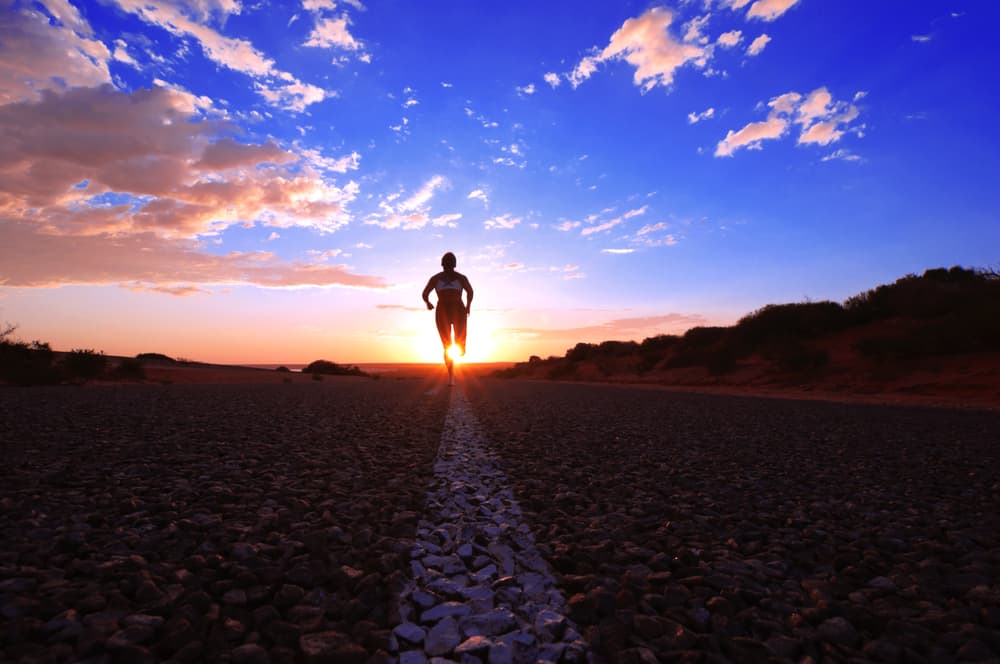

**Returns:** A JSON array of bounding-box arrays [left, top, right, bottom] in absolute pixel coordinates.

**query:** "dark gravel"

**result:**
[[3, 378, 999, 663], [0, 381, 447, 663], [466, 380, 1000, 663]]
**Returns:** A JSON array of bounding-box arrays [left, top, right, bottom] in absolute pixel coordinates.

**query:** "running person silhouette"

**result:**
[[422, 252, 474, 386]]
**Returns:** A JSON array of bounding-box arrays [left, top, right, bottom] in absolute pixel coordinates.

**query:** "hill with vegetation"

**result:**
[[494, 266, 1000, 400]]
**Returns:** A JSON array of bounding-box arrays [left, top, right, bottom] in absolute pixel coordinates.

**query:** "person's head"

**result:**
[[441, 252, 457, 270]]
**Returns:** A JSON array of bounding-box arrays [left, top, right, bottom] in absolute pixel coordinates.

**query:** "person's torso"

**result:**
[[435, 272, 464, 297]]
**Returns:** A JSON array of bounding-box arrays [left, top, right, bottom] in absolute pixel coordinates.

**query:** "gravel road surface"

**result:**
[[2, 377, 998, 663]]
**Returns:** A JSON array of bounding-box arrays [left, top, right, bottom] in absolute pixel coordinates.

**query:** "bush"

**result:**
[[62, 349, 107, 379], [0, 326, 59, 385], [565, 342, 597, 362], [275, 365, 290, 372], [136, 352, 175, 362], [112, 357, 145, 380], [736, 301, 848, 346], [761, 341, 830, 371], [302, 360, 367, 377]]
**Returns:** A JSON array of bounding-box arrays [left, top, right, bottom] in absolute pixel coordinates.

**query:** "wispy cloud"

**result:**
[[601, 248, 635, 254], [543, 72, 561, 88], [581, 206, 648, 236], [911, 34, 933, 43], [688, 107, 716, 124], [483, 214, 522, 230], [716, 87, 863, 156], [743, 0, 801, 21], [110, 0, 329, 111], [367, 175, 453, 229], [746, 33, 771, 56], [516, 83, 536, 95], [467, 189, 489, 205], [1, 221, 385, 291], [569, 7, 709, 92], [716, 30, 742, 48]]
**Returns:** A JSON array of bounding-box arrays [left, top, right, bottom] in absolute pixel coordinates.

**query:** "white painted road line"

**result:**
[[391, 387, 588, 663]]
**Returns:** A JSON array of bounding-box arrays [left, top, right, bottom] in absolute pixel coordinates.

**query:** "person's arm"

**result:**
[[422, 275, 437, 310], [463, 276, 474, 315]]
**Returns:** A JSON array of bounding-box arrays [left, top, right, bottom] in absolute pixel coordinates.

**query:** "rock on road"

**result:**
[[1, 377, 998, 663]]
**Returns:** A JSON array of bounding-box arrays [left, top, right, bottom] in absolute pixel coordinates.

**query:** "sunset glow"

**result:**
[[1, 1, 998, 364]]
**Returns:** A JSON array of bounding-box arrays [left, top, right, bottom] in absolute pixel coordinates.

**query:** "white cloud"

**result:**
[[821, 149, 863, 163], [745, 0, 801, 21], [467, 189, 489, 205], [636, 222, 669, 236], [441, 81, 453, 87], [688, 107, 715, 123], [912, 34, 933, 43], [398, 175, 447, 213], [483, 214, 522, 230], [555, 220, 581, 232], [365, 176, 448, 230], [268, 231, 281, 241], [601, 248, 635, 254], [517, 83, 536, 95], [305, 15, 362, 50], [581, 206, 647, 236], [716, 30, 742, 48], [746, 33, 771, 56], [112, 39, 140, 67], [570, 6, 709, 92], [432, 213, 462, 227], [716, 86, 862, 156], [110, 0, 330, 111], [544, 72, 561, 88]]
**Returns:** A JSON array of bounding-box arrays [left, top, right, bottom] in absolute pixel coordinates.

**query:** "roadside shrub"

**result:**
[[136, 352, 175, 362], [0, 326, 59, 385], [736, 301, 848, 346], [275, 365, 290, 372], [761, 340, 830, 371], [682, 326, 729, 347], [112, 357, 145, 380], [303, 359, 367, 376], [62, 349, 107, 379], [547, 362, 577, 380], [565, 342, 597, 362]]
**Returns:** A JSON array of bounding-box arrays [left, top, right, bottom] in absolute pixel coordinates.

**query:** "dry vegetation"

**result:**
[[495, 266, 1000, 402]]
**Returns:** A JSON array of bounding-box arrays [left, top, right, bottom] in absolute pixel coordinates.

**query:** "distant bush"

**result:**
[[0, 325, 59, 385], [735, 301, 848, 345], [682, 326, 730, 347], [112, 357, 145, 380], [493, 265, 1000, 381], [62, 349, 107, 379], [136, 352, 175, 362], [302, 359, 368, 377], [845, 266, 1000, 323], [565, 342, 597, 362], [275, 365, 291, 372], [761, 340, 830, 372]]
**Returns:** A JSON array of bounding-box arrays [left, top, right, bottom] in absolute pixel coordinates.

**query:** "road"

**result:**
[[1, 376, 998, 662]]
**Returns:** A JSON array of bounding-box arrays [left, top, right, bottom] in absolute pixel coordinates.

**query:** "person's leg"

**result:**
[[454, 310, 467, 356], [436, 307, 455, 383]]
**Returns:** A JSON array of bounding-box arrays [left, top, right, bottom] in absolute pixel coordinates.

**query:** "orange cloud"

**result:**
[[0, 85, 358, 236], [0, 4, 111, 105], [0, 221, 386, 291], [716, 86, 862, 156]]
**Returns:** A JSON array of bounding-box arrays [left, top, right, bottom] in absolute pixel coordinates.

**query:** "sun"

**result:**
[[446, 344, 463, 362]]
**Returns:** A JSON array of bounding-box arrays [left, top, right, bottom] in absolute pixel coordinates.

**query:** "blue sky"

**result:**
[[0, 0, 997, 362]]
